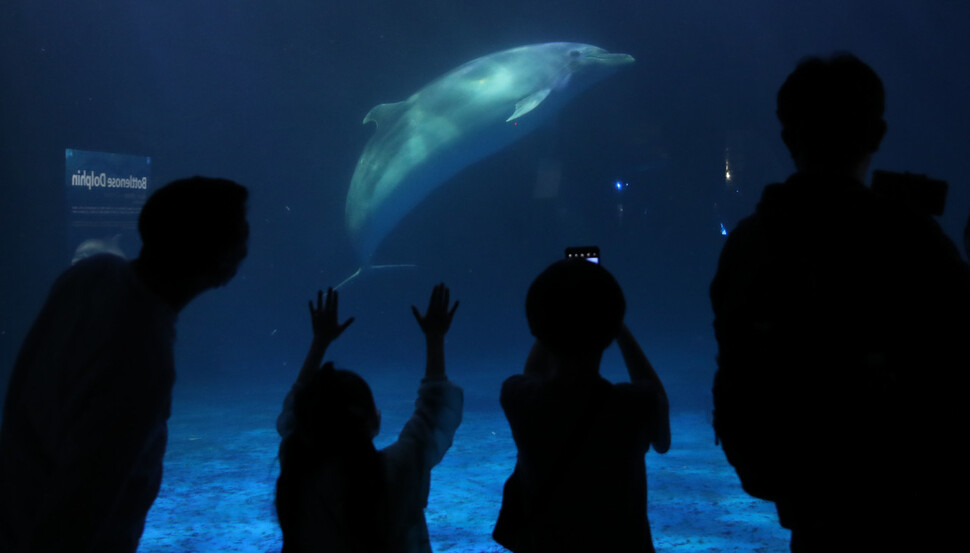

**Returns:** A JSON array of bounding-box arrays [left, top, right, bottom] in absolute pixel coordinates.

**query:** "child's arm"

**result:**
[[296, 287, 354, 387], [384, 283, 462, 474], [278, 288, 354, 439], [522, 340, 553, 378], [616, 324, 671, 453], [411, 283, 459, 380]]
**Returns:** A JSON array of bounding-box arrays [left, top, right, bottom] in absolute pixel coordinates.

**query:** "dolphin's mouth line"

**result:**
[[591, 53, 636, 65]]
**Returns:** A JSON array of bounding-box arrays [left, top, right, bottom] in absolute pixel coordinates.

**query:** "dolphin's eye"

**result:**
[[569, 50, 582, 58]]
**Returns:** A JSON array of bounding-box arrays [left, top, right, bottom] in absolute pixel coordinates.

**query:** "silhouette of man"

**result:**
[[494, 258, 670, 553], [0, 177, 249, 553], [710, 54, 970, 552]]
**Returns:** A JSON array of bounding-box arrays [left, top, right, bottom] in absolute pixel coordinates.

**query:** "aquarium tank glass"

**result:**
[[1, 1, 967, 552]]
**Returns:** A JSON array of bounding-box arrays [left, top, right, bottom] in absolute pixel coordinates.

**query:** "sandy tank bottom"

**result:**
[[139, 375, 789, 553]]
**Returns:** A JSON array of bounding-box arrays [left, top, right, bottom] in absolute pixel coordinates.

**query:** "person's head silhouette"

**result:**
[[526, 258, 625, 368], [777, 53, 887, 178], [134, 176, 249, 310], [293, 363, 382, 445]]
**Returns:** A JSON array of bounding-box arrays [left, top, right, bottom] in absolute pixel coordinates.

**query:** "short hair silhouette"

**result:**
[[526, 258, 625, 355], [777, 53, 887, 168], [138, 176, 249, 265]]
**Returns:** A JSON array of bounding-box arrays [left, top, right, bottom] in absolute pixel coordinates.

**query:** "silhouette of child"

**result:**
[[275, 285, 462, 553], [494, 258, 670, 553]]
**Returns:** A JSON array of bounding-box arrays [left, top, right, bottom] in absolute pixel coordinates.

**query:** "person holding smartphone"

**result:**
[[493, 256, 670, 553]]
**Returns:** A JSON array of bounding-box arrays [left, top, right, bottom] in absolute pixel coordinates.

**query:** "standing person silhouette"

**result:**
[[0, 177, 249, 553], [494, 258, 670, 553], [710, 54, 970, 552], [275, 284, 463, 553]]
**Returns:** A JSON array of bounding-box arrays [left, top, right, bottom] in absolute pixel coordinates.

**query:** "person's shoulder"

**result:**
[[501, 373, 538, 389], [45, 254, 130, 304], [719, 179, 791, 244], [754, 174, 821, 217], [76, 252, 129, 270], [500, 373, 543, 406], [58, 253, 128, 280]]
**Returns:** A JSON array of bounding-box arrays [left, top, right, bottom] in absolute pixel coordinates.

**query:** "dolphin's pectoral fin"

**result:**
[[506, 88, 552, 122], [363, 101, 408, 127]]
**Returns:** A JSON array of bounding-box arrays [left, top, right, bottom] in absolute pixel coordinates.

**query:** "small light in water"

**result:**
[[614, 180, 629, 191], [720, 222, 728, 236]]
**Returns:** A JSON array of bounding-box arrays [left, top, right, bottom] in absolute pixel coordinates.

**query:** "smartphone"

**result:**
[[565, 245, 600, 264]]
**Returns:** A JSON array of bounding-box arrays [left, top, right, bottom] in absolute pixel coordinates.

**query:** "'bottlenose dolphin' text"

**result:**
[[71, 170, 148, 191]]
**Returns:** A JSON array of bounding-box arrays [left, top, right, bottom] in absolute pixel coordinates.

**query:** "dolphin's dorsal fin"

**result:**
[[507, 88, 552, 122], [363, 102, 407, 127]]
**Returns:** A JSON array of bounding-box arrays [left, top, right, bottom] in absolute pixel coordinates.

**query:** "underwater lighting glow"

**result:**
[[614, 180, 629, 191], [720, 222, 728, 236]]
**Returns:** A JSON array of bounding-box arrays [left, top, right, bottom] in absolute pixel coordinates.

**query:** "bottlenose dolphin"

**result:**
[[345, 42, 635, 262]]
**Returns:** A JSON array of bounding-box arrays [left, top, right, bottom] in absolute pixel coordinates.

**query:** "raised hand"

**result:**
[[309, 287, 354, 347], [411, 283, 459, 340]]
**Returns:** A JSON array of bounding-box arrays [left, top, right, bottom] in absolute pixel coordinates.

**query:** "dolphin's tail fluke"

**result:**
[[334, 263, 419, 290]]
